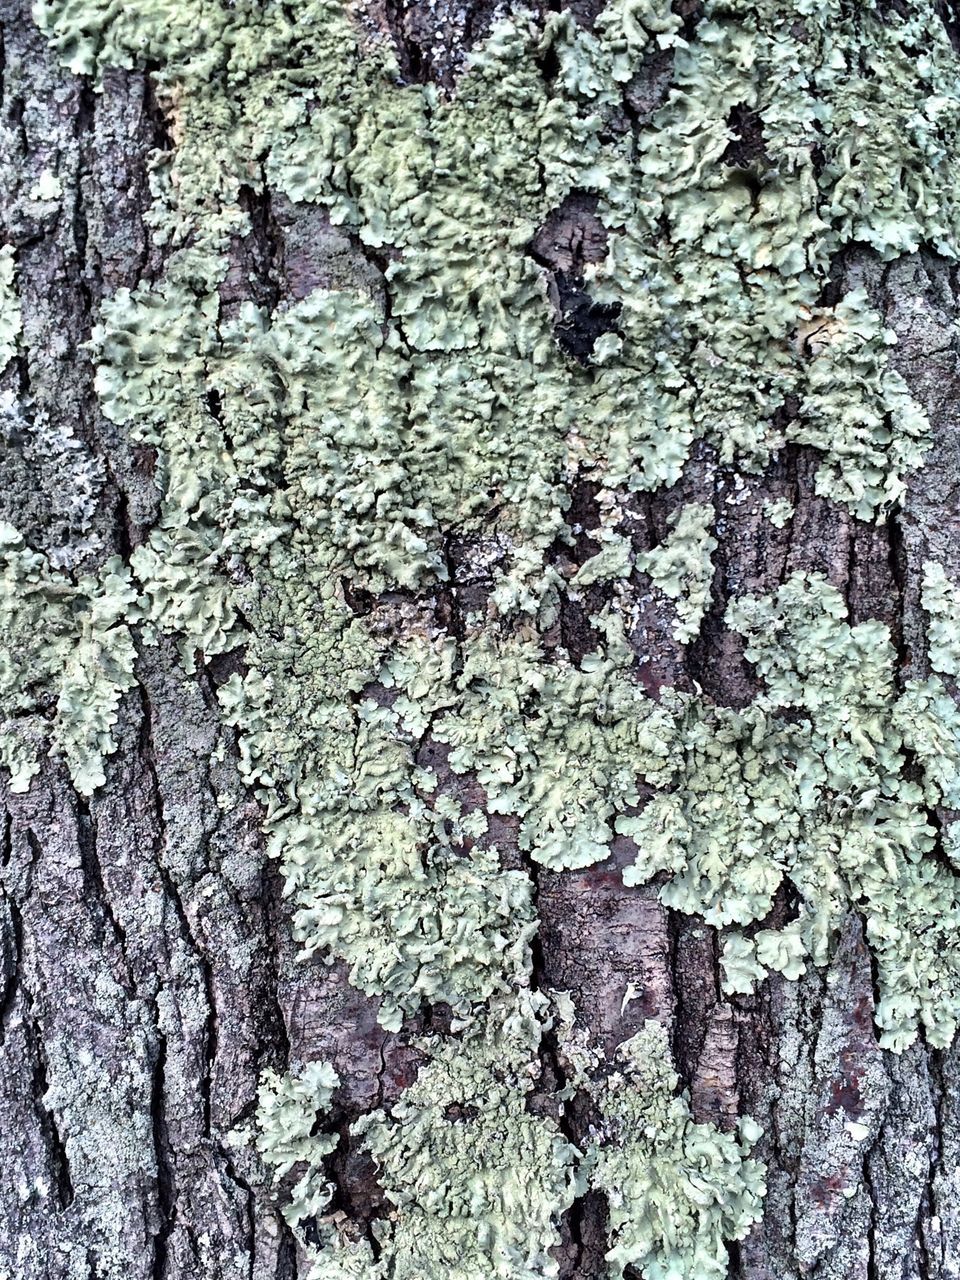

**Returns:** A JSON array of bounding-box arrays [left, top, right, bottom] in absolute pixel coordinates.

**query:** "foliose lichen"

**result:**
[[22, 0, 960, 1261], [921, 560, 960, 677], [255, 1000, 765, 1280], [256, 1059, 341, 1229], [0, 522, 137, 794], [635, 502, 718, 644], [585, 1020, 766, 1279], [619, 573, 960, 1050]]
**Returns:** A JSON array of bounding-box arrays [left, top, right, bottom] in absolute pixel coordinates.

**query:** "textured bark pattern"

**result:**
[[0, 1, 959, 1278]]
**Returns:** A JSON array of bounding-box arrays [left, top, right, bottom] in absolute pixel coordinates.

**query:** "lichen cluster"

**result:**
[[20, 0, 960, 1271], [622, 573, 960, 1050], [254, 1001, 765, 1280], [588, 1023, 766, 1280], [0, 522, 137, 794]]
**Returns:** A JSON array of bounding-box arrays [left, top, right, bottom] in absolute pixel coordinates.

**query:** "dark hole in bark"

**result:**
[[672, 0, 704, 39], [142, 65, 175, 152], [529, 193, 621, 363], [624, 44, 677, 125], [342, 578, 376, 616], [443, 1102, 479, 1121], [553, 273, 623, 365], [721, 103, 770, 169], [938, 0, 960, 49]]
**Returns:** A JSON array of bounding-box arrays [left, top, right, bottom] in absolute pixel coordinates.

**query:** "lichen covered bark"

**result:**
[[2, 0, 960, 1277]]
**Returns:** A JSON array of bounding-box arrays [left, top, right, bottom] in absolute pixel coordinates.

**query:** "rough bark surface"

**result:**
[[0, 1, 959, 1278]]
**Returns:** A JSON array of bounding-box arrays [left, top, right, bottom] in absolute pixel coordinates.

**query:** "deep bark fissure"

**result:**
[[149, 1031, 175, 1280]]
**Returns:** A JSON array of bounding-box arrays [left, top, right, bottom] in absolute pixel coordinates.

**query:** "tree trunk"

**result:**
[[2, 1, 959, 1278]]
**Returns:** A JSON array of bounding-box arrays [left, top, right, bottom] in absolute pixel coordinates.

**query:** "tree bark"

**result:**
[[1, 1, 959, 1278]]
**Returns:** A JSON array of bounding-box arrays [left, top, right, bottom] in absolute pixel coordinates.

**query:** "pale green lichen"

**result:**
[[25, 0, 960, 1227], [347, 994, 580, 1280], [789, 291, 930, 517], [256, 1060, 341, 1229], [585, 1021, 765, 1280], [0, 522, 137, 794], [23, 0, 960, 1056], [618, 573, 960, 1050], [0, 245, 21, 367], [255, 995, 580, 1280], [635, 502, 718, 644], [257, 1000, 765, 1280], [571, 529, 633, 588], [38, 0, 950, 543], [921, 560, 960, 677], [762, 498, 794, 529]]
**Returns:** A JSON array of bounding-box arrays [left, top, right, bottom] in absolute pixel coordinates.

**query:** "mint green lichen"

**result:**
[[762, 498, 794, 529], [571, 530, 633, 588], [635, 502, 717, 644], [40, 0, 953, 539], [29, 0, 960, 1158], [347, 994, 580, 1280], [258, 1000, 765, 1280], [586, 1021, 765, 1280], [255, 995, 581, 1279], [0, 245, 21, 367], [256, 1060, 341, 1229], [790, 291, 929, 517], [22, 7, 960, 1267], [427, 626, 676, 872], [219, 620, 538, 1031], [921, 560, 960, 677], [0, 522, 137, 794], [618, 573, 960, 1050]]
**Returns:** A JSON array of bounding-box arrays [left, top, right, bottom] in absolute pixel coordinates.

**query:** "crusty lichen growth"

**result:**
[[256, 1000, 765, 1280], [0, 244, 21, 367], [620, 573, 960, 1050], [0, 522, 137, 794], [256, 1060, 341, 1229], [586, 1021, 765, 1279]]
